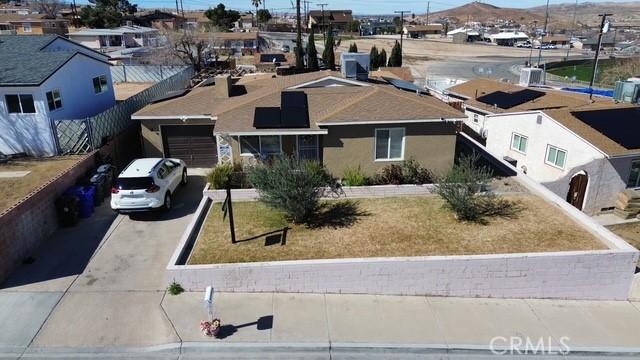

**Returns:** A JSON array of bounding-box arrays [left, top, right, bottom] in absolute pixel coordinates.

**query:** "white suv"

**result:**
[[110, 158, 187, 213]]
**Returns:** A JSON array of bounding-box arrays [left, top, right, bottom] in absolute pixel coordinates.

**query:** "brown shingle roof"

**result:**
[[135, 71, 465, 134], [447, 78, 609, 114], [544, 104, 640, 157]]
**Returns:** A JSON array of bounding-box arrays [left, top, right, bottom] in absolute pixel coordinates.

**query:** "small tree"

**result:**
[[348, 42, 358, 53], [34, 0, 62, 19], [306, 28, 319, 71], [378, 48, 387, 68], [387, 40, 402, 67], [167, 30, 207, 72], [369, 45, 379, 68], [322, 27, 336, 70], [256, 9, 271, 25], [248, 157, 336, 224], [436, 152, 522, 224], [205, 3, 240, 31]]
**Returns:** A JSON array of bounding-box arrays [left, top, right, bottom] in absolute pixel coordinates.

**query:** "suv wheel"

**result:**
[[181, 169, 188, 185], [164, 192, 172, 211]]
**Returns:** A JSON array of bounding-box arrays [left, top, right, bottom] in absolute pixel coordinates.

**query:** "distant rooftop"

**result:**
[[68, 25, 157, 37]]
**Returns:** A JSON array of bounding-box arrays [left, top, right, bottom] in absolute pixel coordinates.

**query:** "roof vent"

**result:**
[[340, 53, 370, 81], [519, 67, 544, 87]]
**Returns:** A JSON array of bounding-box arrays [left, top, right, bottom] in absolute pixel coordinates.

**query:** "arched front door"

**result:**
[[567, 172, 588, 210]]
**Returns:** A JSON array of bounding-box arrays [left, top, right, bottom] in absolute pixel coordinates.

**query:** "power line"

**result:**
[[394, 10, 409, 58]]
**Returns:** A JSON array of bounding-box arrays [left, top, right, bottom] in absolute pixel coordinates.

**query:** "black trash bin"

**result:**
[[55, 195, 80, 227], [89, 173, 106, 205], [97, 164, 115, 188]]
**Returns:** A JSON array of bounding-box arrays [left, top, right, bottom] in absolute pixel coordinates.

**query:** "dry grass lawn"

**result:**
[[0, 156, 84, 213], [607, 222, 640, 265], [188, 195, 606, 265]]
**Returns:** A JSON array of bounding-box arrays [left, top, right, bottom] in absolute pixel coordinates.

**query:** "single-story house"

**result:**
[[403, 24, 443, 38], [582, 33, 617, 51], [68, 25, 159, 51], [488, 31, 529, 46], [0, 14, 69, 36], [199, 31, 259, 56], [536, 34, 570, 48], [135, 10, 187, 31], [447, 27, 481, 43], [360, 20, 396, 36], [0, 35, 114, 156], [308, 10, 353, 33], [132, 71, 466, 176], [445, 78, 640, 214]]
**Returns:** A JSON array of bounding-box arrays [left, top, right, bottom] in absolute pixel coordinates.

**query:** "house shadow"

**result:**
[[306, 200, 370, 229], [215, 315, 273, 340]]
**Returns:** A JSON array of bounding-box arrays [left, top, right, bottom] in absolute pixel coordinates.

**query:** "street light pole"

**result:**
[[589, 13, 612, 99], [566, 0, 578, 59], [536, 0, 550, 68]]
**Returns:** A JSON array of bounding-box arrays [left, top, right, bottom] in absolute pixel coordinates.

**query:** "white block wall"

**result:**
[[167, 250, 637, 300]]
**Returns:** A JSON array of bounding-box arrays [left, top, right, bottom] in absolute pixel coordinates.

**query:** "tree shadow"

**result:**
[[306, 200, 370, 229], [235, 227, 290, 246]]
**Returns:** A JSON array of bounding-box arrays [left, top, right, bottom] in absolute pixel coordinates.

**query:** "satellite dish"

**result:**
[[602, 20, 610, 34]]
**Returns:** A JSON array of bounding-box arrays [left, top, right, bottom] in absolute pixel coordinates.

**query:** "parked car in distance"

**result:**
[[281, 45, 290, 53], [110, 158, 187, 213]]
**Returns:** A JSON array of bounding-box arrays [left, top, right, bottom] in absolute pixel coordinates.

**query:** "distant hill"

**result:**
[[528, 1, 640, 27], [422, 2, 545, 26]]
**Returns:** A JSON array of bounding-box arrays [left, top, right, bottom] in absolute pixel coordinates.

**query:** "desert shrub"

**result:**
[[375, 158, 434, 185], [248, 157, 336, 224], [167, 281, 184, 295], [207, 164, 234, 189], [436, 152, 523, 224], [401, 158, 434, 184], [342, 165, 368, 186]]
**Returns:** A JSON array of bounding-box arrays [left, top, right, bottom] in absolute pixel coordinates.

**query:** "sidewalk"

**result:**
[[160, 292, 640, 355]]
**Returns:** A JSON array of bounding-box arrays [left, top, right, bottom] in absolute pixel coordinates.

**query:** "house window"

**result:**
[[545, 145, 566, 169], [5, 94, 35, 114], [22, 23, 31, 32], [297, 135, 319, 160], [375, 128, 405, 161], [628, 160, 640, 188], [46, 89, 63, 111], [473, 113, 479, 123], [92, 75, 108, 94], [511, 133, 528, 154], [239, 135, 281, 156]]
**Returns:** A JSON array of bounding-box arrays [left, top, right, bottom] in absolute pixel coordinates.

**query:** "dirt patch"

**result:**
[[189, 195, 605, 265], [607, 222, 640, 265], [0, 156, 85, 213]]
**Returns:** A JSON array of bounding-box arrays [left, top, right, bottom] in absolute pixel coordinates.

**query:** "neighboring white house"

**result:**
[[445, 78, 640, 214], [67, 25, 160, 60], [0, 34, 115, 156], [488, 31, 529, 46]]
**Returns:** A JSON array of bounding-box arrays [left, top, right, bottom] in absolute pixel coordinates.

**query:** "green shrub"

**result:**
[[436, 152, 523, 224], [379, 163, 403, 185], [342, 166, 368, 186], [167, 281, 184, 295], [401, 158, 434, 184], [207, 164, 234, 189], [248, 157, 336, 224]]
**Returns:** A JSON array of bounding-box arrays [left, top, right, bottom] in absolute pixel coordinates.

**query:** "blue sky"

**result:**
[[118, 0, 633, 14]]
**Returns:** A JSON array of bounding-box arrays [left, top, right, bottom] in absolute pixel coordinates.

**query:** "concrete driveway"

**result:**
[[0, 174, 205, 355]]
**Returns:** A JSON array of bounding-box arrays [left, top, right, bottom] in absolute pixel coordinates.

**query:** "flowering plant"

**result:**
[[200, 319, 221, 337]]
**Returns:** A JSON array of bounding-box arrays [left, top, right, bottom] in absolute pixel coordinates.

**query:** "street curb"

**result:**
[[9, 341, 640, 357]]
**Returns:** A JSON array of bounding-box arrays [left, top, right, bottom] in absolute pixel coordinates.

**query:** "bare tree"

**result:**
[[164, 30, 207, 71], [34, 0, 62, 19]]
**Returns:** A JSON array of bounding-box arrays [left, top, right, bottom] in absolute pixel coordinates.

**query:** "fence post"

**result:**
[[160, 66, 164, 80], [85, 118, 95, 150], [123, 65, 127, 83], [49, 117, 62, 155]]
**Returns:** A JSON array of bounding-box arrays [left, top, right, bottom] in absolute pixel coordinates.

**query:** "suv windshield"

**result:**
[[116, 177, 154, 190]]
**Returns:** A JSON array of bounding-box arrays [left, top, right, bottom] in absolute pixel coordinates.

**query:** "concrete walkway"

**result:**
[[2, 175, 640, 358]]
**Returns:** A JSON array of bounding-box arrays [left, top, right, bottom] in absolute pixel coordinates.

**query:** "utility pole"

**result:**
[[179, 0, 184, 17], [175, 0, 180, 18], [317, 3, 327, 34], [565, 0, 578, 59], [589, 13, 612, 99], [426, 1, 430, 25], [394, 10, 409, 56], [528, 20, 537, 66], [536, 0, 550, 67]]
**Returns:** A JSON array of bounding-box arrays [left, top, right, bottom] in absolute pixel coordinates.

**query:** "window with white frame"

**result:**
[[375, 128, 405, 161], [22, 23, 31, 32], [545, 145, 567, 169], [92, 75, 108, 94], [5, 94, 35, 114], [46, 89, 63, 111], [239, 135, 281, 156], [628, 159, 640, 188], [511, 133, 528, 154]]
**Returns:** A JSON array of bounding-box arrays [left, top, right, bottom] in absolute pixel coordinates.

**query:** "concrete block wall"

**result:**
[[0, 153, 96, 283], [167, 250, 637, 300]]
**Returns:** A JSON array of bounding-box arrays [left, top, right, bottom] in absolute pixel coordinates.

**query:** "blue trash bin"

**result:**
[[65, 185, 96, 219]]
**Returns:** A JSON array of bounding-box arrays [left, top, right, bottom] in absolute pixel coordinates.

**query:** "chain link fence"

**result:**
[[111, 65, 191, 83], [53, 66, 194, 155]]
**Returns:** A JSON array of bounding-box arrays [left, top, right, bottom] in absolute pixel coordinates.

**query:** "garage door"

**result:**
[[162, 125, 217, 167]]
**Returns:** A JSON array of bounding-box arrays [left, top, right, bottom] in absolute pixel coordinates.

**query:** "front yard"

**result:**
[[607, 222, 640, 265], [0, 156, 84, 213], [188, 195, 606, 265]]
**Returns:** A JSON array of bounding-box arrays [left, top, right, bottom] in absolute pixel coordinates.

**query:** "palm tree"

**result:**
[[251, 0, 261, 27]]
